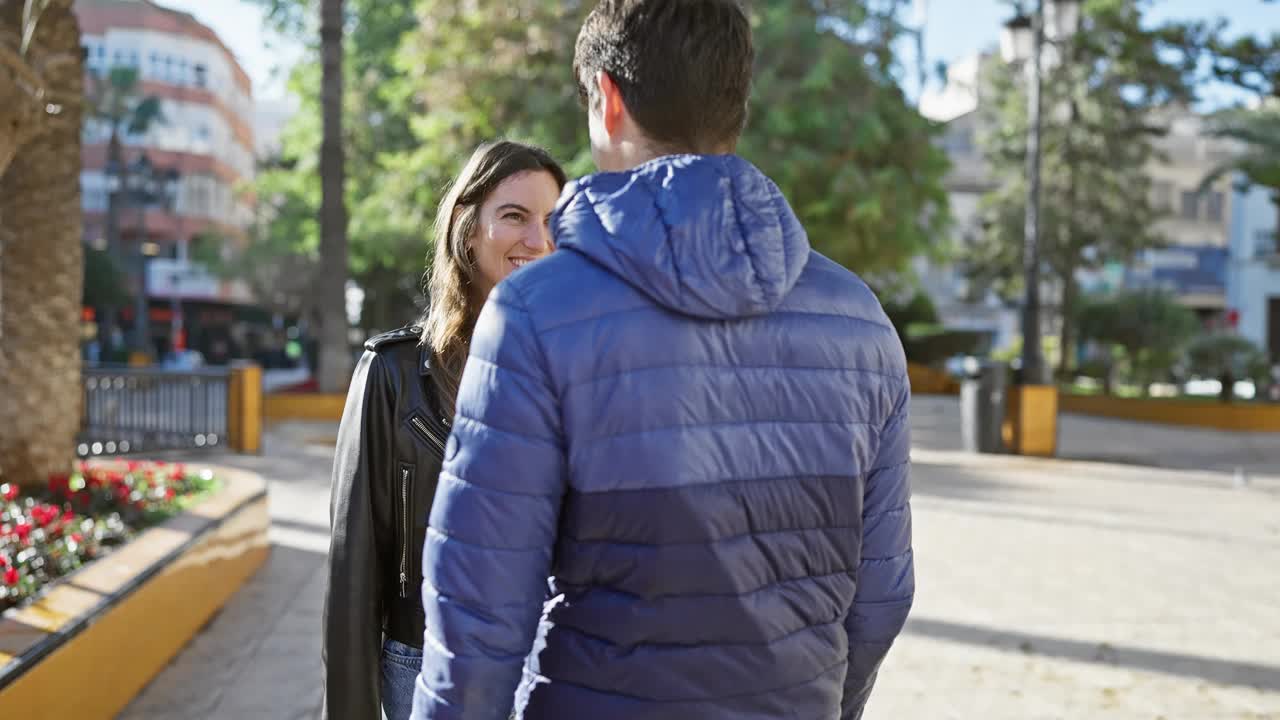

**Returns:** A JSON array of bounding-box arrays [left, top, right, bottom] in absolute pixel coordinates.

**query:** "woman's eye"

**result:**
[[503, 212, 524, 222]]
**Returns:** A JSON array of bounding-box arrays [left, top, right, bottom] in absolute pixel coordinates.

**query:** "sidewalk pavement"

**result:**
[[118, 402, 1280, 719], [118, 422, 336, 720]]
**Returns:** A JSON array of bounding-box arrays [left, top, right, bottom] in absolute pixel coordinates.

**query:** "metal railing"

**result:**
[[78, 367, 230, 457]]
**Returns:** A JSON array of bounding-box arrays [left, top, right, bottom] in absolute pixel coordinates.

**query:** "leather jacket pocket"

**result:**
[[395, 461, 416, 599], [406, 410, 447, 458]]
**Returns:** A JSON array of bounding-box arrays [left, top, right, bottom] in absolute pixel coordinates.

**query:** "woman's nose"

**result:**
[[524, 224, 553, 253]]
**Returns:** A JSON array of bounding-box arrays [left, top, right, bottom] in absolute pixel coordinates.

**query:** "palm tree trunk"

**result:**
[[0, 0, 83, 489], [316, 0, 351, 392], [0, 16, 52, 405]]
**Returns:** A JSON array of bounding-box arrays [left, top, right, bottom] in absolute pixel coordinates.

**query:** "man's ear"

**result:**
[[595, 70, 628, 138]]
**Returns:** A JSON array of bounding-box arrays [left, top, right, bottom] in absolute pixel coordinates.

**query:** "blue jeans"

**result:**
[[380, 638, 423, 720]]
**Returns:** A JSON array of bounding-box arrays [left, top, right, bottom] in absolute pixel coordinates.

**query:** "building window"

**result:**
[[1257, 229, 1278, 257], [1180, 190, 1199, 221], [1206, 192, 1224, 222], [193, 63, 208, 89]]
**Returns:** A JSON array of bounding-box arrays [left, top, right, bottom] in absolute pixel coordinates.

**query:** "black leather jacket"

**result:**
[[323, 326, 451, 719]]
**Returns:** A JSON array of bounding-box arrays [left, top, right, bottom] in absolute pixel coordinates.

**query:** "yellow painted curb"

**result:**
[[1060, 394, 1280, 432], [0, 466, 269, 719], [907, 362, 960, 396], [264, 392, 347, 422]]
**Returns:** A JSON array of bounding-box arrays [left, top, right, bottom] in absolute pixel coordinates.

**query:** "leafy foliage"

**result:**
[[85, 66, 164, 141], [243, 0, 951, 333], [1186, 333, 1270, 383], [1077, 289, 1200, 390], [968, 1, 1206, 370]]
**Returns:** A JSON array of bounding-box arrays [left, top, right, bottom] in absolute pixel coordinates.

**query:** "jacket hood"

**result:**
[[551, 154, 810, 320]]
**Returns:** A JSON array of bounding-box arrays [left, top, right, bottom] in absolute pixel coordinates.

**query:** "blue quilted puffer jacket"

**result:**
[[412, 155, 914, 720]]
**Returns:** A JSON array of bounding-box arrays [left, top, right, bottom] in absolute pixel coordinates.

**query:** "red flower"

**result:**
[[3, 567, 18, 586], [108, 471, 126, 487], [71, 532, 84, 544], [164, 487, 176, 501], [0, 554, 8, 567], [1, 484, 17, 502], [114, 486, 131, 502], [14, 523, 32, 541], [62, 510, 76, 524], [126, 460, 141, 472], [153, 461, 167, 468], [36, 504, 63, 528]]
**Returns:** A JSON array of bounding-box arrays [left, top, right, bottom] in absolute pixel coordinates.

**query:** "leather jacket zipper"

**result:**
[[398, 463, 415, 598], [410, 414, 447, 456]]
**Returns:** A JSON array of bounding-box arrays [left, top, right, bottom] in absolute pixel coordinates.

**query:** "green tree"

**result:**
[[968, 0, 1205, 376], [1077, 289, 1200, 394], [84, 65, 162, 353], [251, 0, 951, 338], [85, 67, 163, 252], [1202, 26, 1280, 248], [246, 0, 428, 337], [1186, 333, 1270, 403], [739, 1, 951, 276]]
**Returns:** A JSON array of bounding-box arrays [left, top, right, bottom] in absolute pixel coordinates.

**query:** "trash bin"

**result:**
[[960, 359, 1008, 454]]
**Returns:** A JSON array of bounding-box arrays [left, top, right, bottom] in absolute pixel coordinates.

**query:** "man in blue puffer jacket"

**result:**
[[412, 2, 914, 719]]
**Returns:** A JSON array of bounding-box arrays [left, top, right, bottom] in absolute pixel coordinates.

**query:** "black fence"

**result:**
[[78, 368, 230, 458]]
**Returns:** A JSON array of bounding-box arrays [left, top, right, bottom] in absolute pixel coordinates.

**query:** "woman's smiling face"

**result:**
[[469, 169, 562, 299]]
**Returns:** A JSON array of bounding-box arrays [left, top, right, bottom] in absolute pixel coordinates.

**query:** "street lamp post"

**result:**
[[1001, 0, 1080, 386], [130, 153, 155, 357], [996, 0, 1079, 456], [160, 168, 182, 354]]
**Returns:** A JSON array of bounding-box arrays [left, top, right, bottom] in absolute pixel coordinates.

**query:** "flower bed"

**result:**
[[0, 461, 217, 613]]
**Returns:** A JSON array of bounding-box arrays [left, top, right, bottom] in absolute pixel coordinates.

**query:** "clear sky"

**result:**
[[914, 0, 1280, 105], [163, 0, 1279, 103]]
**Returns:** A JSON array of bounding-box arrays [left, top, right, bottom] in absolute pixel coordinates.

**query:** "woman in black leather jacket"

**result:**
[[323, 141, 567, 720]]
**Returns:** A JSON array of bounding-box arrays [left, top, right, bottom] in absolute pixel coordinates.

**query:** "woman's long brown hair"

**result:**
[[420, 140, 567, 416]]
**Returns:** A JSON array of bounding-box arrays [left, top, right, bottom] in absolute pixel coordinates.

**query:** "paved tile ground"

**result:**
[[118, 423, 335, 720], [118, 400, 1280, 719]]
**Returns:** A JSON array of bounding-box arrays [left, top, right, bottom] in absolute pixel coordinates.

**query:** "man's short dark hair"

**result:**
[[574, 0, 754, 154]]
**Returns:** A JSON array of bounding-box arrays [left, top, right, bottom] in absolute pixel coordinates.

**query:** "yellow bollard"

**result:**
[[1002, 384, 1059, 457], [227, 362, 263, 454]]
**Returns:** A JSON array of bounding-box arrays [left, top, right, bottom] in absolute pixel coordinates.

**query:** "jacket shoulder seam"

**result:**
[[363, 325, 423, 352]]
